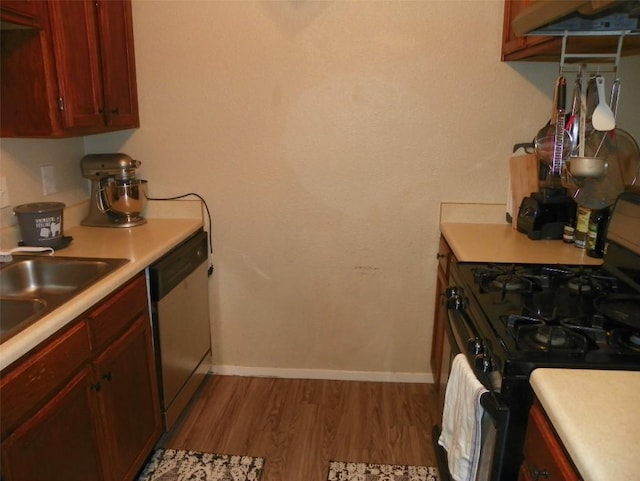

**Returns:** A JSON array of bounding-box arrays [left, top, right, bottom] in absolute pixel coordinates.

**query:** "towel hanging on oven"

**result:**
[[438, 354, 489, 481]]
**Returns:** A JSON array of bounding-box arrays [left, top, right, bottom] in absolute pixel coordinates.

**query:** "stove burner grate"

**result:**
[[516, 325, 588, 353], [473, 264, 619, 297], [491, 274, 532, 292]]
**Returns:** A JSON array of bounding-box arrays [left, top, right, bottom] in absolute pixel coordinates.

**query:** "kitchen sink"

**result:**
[[0, 256, 129, 343]]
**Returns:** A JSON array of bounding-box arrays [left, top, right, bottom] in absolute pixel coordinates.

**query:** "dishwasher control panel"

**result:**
[[148, 229, 208, 300]]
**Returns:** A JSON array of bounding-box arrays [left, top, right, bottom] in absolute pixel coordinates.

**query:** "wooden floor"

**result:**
[[161, 375, 439, 481]]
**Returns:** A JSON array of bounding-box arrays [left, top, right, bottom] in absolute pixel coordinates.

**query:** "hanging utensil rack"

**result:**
[[555, 30, 630, 74]]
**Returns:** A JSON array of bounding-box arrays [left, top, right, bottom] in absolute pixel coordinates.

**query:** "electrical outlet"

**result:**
[[0, 176, 10, 208], [41, 164, 57, 195]]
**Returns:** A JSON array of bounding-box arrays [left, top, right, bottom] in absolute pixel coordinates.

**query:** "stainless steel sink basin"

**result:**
[[0, 256, 129, 343]]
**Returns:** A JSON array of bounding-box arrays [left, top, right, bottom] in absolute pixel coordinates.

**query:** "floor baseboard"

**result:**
[[209, 365, 434, 383]]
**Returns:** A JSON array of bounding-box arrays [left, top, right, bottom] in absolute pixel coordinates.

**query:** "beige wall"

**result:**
[[2, 1, 639, 381]]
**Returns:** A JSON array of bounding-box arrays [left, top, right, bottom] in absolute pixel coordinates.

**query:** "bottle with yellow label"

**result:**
[[574, 206, 591, 249]]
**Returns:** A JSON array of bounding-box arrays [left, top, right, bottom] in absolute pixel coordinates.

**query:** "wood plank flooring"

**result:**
[[160, 375, 439, 481]]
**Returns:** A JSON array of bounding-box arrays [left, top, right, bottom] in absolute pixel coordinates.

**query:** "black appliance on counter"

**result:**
[[434, 191, 640, 481], [516, 187, 576, 240]]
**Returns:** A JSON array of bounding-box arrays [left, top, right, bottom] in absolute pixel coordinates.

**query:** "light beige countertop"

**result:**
[[530, 368, 640, 481], [0, 217, 203, 371], [440, 223, 603, 265]]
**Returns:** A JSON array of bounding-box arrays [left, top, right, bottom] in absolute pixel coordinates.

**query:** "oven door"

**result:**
[[433, 293, 510, 481]]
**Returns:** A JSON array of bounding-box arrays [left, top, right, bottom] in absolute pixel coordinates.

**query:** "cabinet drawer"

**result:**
[[523, 401, 580, 481], [0, 321, 91, 439], [87, 274, 148, 350]]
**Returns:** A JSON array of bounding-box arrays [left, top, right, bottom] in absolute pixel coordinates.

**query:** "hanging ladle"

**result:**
[[591, 75, 615, 132]]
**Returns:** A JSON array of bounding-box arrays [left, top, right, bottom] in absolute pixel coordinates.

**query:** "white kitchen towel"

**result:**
[[438, 353, 489, 481]]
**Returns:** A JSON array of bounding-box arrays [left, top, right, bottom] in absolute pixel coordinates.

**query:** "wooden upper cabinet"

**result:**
[[0, 0, 139, 137], [96, 0, 139, 129], [0, 0, 42, 28], [48, 0, 105, 132], [502, 0, 640, 61]]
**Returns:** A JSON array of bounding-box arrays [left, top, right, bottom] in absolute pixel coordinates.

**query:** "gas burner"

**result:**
[[516, 325, 588, 353], [474, 265, 535, 294], [565, 272, 618, 296], [535, 326, 568, 347], [567, 276, 593, 294], [611, 329, 640, 354], [492, 275, 532, 292]]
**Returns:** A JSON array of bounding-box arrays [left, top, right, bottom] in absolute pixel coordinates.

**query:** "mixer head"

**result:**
[[80, 153, 141, 181]]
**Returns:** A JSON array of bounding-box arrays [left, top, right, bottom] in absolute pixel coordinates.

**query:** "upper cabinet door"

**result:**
[[0, 0, 139, 138], [95, 0, 139, 130], [48, 0, 105, 131]]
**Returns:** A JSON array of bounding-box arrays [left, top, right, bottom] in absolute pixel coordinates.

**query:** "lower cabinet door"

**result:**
[[94, 314, 161, 481], [0, 366, 104, 481]]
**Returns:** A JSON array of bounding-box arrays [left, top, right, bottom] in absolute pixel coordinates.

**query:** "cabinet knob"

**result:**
[[102, 372, 113, 382], [531, 466, 550, 480], [110, 108, 120, 115], [90, 382, 101, 392]]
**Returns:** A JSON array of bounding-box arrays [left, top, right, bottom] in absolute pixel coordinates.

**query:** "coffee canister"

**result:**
[[13, 202, 66, 249]]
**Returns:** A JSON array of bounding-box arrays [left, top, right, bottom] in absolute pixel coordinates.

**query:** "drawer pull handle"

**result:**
[[436, 253, 447, 259], [531, 466, 550, 480]]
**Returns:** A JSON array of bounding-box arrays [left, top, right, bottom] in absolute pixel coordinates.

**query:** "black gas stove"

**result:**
[[457, 261, 640, 371], [437, 192, 640, 481]]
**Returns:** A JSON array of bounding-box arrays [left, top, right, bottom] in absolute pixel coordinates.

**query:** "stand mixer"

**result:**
[[81, 153, 148, 227]]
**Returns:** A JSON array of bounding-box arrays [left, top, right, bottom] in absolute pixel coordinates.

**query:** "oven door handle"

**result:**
[[480, 391, 509, 423]]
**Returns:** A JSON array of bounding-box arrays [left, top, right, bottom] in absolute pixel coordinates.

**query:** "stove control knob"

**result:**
[[445, 287, 466, 310], [475, 354, 493, 373], [468, 337, 485, 356]]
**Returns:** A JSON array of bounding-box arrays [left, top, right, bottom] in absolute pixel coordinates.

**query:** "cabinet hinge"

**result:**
[[58, 97, 65, 111]]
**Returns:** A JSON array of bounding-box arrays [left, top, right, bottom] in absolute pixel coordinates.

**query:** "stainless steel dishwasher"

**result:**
[[147, 229, 211, 431]]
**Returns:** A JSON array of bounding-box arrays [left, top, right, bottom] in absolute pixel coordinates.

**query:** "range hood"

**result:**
[[513, 0, 640, 36]]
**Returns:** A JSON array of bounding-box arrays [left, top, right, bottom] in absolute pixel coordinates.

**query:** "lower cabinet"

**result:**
[[95, 315, 161, 481], [1, 366, 104, 481], [0, 274, 162, 481], [518, 399, 580, 481], [431, 235, 455, 422]]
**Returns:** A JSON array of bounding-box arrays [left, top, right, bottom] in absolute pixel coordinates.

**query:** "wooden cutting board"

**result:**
[[509, 153, 540, 229]]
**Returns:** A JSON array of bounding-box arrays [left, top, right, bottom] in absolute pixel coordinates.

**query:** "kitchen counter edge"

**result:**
[[440, 223, 603, 265], [0, 218, 203, 371]]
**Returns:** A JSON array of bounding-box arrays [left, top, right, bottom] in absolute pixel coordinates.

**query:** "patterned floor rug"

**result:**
[[327, 461, 439, 481], [137, 449, 265, 481]]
